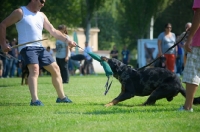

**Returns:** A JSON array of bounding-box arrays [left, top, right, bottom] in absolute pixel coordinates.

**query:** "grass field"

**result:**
[[0, 74, 200, 132]]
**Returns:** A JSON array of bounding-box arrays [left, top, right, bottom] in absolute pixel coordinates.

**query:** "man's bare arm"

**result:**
[[0, 8, 22, 51], [185, 8, 200, 52], [42, 12, 76, 47], [187, 8, 200, 40]]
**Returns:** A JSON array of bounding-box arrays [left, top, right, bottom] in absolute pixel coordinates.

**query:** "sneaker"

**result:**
[[30, 100, 44, 106], [56, 97, 72, 103], [178, 106, 193, 112]]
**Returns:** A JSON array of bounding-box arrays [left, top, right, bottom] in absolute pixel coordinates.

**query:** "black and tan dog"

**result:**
[[21, 61, 29, 85], [154, 56, 166, 68], [101, 57, 186, 107]]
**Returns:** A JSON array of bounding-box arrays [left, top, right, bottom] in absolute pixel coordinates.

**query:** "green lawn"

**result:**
[[0, 75, 200, 132]]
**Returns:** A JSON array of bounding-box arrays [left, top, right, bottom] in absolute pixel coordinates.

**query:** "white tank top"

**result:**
[[16, 6, 44, 52]]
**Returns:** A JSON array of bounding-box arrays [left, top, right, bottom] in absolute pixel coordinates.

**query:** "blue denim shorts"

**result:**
[[20, 46, 55, 67]]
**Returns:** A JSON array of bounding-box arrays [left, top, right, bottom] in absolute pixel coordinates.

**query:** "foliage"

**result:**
[[80, 0, 105, 43], [0, 76, 200, 132], [92, 0, 122, 51], [116, 0, 174, 51], [41, 0, 82, 28], [0, 0, 27, 39], [154, 0, 194, 37], [0, 0, 195, 53], [0, 0, 106, 47]]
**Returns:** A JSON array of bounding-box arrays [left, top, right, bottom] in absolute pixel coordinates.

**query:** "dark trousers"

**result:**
[[56, 58, 69, 83], [176, 55, 183, 75], [83, 59, 93, 75]]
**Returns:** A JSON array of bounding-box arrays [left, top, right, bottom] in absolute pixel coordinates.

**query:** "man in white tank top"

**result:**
[[0, 0, 77, 106]]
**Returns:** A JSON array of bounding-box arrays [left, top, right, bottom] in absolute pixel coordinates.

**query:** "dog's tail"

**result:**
[[193, 96, 200, 105], [179, 86, 200, 105]]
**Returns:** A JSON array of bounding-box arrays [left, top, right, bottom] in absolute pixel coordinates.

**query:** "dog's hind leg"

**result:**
[[143, 88, 172, 105]]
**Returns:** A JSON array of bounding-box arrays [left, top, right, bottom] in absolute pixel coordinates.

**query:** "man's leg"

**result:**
[[43, 62, 65, 99], [27, 64, 40, 102], [184, 83, 198, 110]]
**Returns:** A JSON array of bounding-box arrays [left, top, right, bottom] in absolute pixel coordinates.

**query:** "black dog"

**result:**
[[101, 57, 186, 107], [193, 96, 200, 105], [21, 61, 29, 85], [154, 56, 166, 68]]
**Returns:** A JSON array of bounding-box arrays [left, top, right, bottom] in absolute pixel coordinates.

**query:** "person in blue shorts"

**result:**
[[0, 0, 77, 106]]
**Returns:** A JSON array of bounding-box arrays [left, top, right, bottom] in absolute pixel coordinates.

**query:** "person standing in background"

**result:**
[[157, 23, 176, 72], [83, 42, 95, 75], [55, 24, 70, 84], [179, 0, 200, 112], [3, 39, 11, 78], [121, 45, 130, 65], [8, 38, 18, 77], [176, 22, 192, 67], [110, 45, 118, 59]]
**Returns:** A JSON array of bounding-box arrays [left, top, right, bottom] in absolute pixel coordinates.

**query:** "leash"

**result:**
[[11, 38, 48, 49], [104, 76, 113, 95], [137, 31, 188, 70], [0, 39, 48, 61]]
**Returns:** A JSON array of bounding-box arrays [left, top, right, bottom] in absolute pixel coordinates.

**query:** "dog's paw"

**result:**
[[105, 102, 114, 107]]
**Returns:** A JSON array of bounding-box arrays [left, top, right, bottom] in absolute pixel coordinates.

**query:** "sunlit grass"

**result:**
[[0, 75, 200, 132]]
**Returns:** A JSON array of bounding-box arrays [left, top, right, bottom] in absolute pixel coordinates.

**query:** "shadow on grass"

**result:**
[[0, 85, 17, 87], [54, 102, 184, 115], [0, 102, 27, 106], [54, 107, 181, 115]]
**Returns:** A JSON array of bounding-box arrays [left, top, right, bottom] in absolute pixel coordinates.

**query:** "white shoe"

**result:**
[[178, 106, 193, 112]]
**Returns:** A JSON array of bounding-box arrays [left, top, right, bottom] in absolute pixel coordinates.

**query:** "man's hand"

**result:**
[[184, 38, 192, 53], [1, 43, 11, 52], [157, 52, 163, 57], [67, 40, 77, 48], [65, 56, 69, 62]]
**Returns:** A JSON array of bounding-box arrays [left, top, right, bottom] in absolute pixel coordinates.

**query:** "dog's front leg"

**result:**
[[105, 85, 125, 107], [105, 99, 120, 107], [105, 86, 134, 108], [105, 92, 133, 107]]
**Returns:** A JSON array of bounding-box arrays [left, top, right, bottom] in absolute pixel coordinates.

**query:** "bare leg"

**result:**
[[27, 64, 39, 102], [184, 83, 198, 110], [44, 62, 65, 99]]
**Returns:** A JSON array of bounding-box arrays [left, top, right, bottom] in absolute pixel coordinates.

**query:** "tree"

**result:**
[[0, 0, 82, 39], [80, 0, 105, 43], [0, 0, 27, 39], [92, 0, 121, 50], [117, 0, 174, 50], [154, 0, 193, 37]]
